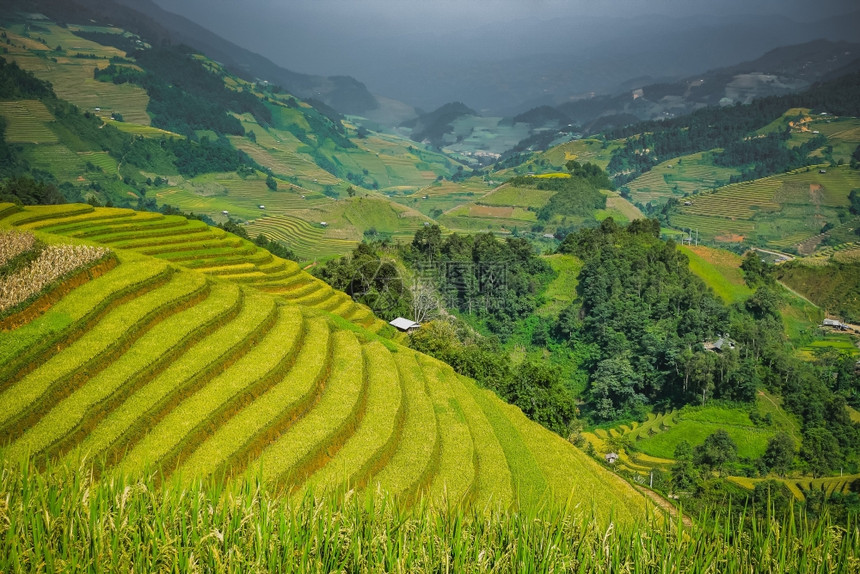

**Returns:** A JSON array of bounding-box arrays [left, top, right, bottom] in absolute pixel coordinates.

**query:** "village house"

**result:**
[[389, 317, 420, 334]]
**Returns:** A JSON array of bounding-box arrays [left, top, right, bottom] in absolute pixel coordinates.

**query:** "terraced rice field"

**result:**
[[671, 167, 858, 246], [624, 153, 742, 205], [728, 474, 860, 501], [0, 204, 650, 519], [0, 100, 58, 143], [0, 203, 379, 330], [4, 22, 151, 125], [479, 185, 555, 208], [246, 214, 357, 260]]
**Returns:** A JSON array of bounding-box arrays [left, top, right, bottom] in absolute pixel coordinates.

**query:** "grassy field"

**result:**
[[584, 392, 804, 485], [0, 204, 652, 521], [679, 245, 753, 304], [775, 260, 860, 324], [538, 254, 582, 318], [636, 405, 780, 460]]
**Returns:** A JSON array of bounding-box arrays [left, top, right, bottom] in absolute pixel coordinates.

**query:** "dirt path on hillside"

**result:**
[[777, 280, 818, 307], [633, 485, 693, 527]]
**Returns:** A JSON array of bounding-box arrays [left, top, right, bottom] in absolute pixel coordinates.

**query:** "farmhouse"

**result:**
[[605, 452, 619, 464], [389, 317, 420, 333], [704, 337, 736, 353], [822, 318, 847, 330]]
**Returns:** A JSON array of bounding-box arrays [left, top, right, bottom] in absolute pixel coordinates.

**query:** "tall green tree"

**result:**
[[671, 440, 699, 492], [800, 427, 842, 478], [693, 430, 738, 477], [761, 432, 795, 477]]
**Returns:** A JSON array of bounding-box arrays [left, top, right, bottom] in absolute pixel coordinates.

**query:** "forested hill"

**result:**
[[606, 71, 860, 183], [7, 0, 379, 115]]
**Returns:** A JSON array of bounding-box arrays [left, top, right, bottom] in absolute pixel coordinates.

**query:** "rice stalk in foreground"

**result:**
[[0, 458, 857, 573]]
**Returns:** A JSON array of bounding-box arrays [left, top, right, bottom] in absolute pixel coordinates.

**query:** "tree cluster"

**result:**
[[409, 319, 576, 435], [556, 218, 743, 419], [407, 225, 553, 338]]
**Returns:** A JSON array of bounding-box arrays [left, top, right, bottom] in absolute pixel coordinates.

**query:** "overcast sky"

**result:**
[[152, 0, 857, 73], [150, 0, 859, 111]]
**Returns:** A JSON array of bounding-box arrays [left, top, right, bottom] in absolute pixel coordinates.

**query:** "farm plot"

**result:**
[[246, 214, 356, 260], [255, 329, 367, 488], [18, 144, 87, 182], [176, 315, 329, 481], [679, 245, 753, 305], [0, 266, 206, 446], [303, 340, 403, 494], [0, 100, 58, 143], [672, 167, 859, 247], [2, 205, 384, 331], [5, 275, 236, 462], [370, 351, 440, 500], [625, 152, 741, 205], [480, 185, 554, 208], [418, 356, 476, 503], [0, 206, 653, 519], [116, 300, 301, 476], [635, 406, 777, 460], [62, 286, 275, 467]]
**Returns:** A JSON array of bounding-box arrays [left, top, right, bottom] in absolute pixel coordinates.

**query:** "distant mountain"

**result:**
[[556, 39, 860, 133], [401, 102, 478, 147], [319, 11, 860, 114], [511, 106, 572, 128], [14, 0, 379, 115]]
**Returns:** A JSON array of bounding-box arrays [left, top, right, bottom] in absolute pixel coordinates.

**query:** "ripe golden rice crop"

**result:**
[[0, 230, 37, 267], [0, 243, 111, 312]]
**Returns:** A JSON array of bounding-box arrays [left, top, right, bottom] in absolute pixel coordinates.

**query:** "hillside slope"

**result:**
[[0, 204, 649, 520]]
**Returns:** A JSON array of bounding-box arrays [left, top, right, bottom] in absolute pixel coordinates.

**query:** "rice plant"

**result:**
[[0, 230, 37, 268], [1, 457, 856, 573], [0, 242, 111, 312]]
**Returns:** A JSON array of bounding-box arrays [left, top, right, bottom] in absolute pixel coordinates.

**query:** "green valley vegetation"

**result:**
[[310, 212, 860, 489], [0, 56, 261, 208], [774, 260, 860, 323]]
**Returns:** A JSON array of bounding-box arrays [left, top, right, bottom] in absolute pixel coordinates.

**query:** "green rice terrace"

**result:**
[[582, 393, 860, 503], [0, 203, 650, 521], [669, 165, 859, 251]]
